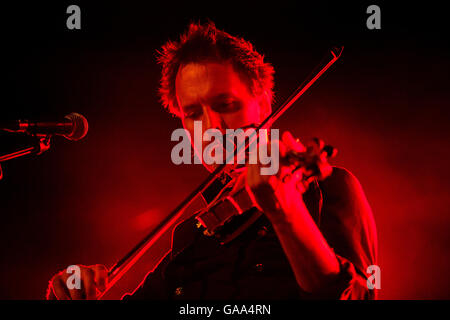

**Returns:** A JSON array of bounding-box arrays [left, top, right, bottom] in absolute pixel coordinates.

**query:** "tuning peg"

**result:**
[[322, 145, 338, 158], [311, 137, 325, 150]]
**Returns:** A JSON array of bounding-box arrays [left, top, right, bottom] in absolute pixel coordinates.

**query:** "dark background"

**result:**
[[0, 1, 449, 299]]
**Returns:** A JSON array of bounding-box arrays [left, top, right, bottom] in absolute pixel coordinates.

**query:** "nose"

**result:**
[[202, 105, 225, 133]]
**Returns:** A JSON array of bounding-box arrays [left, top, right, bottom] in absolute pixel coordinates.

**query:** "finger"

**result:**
[[46, 281, 57, 300], [261, 137, 288, 174], [246, 162, 260, 189], [50, 276, 71, 300], [61, 266, 85, 300], [246, 169, 281, 213], [230, 170, 247, 194], [81, 267, 97, 300], [311, 137, 325, 150], [92, 264, 109, 293], [245, 163, 263, 211], [282, 131, 305, 153], [277, 139, 287, 158], [316, 160, 333, 180]]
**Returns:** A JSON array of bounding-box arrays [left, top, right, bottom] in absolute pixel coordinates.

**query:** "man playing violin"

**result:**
[[47, 22, 377, 300]]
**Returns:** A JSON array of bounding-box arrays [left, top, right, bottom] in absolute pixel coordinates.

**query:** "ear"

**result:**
[[258, 91, 272, 120]]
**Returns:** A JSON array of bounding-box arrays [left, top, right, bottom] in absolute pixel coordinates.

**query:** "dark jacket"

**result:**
[[123, 167, 378, 300]]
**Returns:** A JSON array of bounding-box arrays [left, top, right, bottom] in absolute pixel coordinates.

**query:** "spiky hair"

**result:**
[[157, 21, 275, 117]]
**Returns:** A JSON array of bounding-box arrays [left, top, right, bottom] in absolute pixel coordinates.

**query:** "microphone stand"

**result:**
[[0, 134, 52, 180]]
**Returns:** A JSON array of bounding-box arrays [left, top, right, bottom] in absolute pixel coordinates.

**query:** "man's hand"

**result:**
[[246, 131, 308, 223], [46, 264, 108, 300], [246, 131, 341, 293]]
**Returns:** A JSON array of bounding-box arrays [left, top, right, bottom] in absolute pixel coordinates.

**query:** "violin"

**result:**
[[194, 137, 338, 245], [98, 46, 344, 299]]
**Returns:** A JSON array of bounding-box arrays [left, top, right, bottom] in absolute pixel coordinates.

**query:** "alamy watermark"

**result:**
[[66, 265, 81, 289], [171, 121, 280, 175], [367, 264, 381, 289], [66, 5, 81, 30], [366, 5, 381, 30]]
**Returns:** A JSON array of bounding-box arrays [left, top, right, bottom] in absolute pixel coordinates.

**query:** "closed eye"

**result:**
[[184, 110, 202, 119], [182, 104, 203, 119], [213, 100, 242, 113]]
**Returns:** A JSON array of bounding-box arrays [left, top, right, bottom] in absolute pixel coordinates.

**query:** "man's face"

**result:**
[[175, 61, 270, 172]]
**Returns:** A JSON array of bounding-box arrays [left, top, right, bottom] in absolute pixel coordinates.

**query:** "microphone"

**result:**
[[1, 112, 88, 141]]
